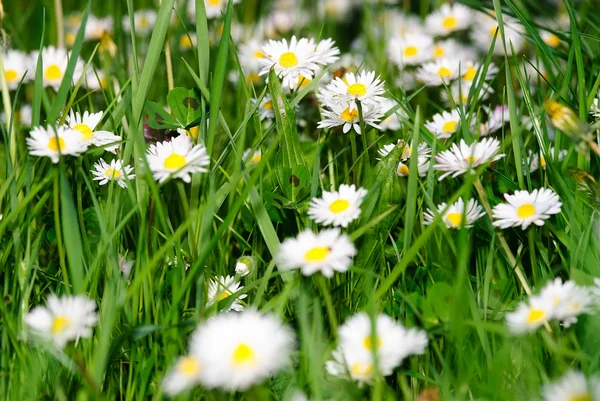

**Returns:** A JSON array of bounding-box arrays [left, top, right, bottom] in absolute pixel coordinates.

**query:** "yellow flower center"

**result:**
[[464, 156, 478, 164], [462, 66, 477, 81], [526, 308, 546, 324], [139, 16, 149, 28], [351, 362, 373, 377], [442, 120, 458, 133], [186, 126, 199, 139], [178, 356, 201, 376], [446, 212, 463, 227], [362, 336, 381, 350], [329, 199, 350, 213], [304, 246, 330, 262], [5, 69, 18, 82], [340, 107, 359, 122], [438, 67, 453, 78], [546, 34, 560, 48], [247, 73, 260, 83], [263, 100, 273, 110], [48, 137, 66, 151], [279, 52, 298, 68], [489, 26, 499, 37], [254, 50, 264, 58], [443, 16, 458, 29], [402, 147, 413, 158], [51, 315, 70, 333], [517, 203, 536, 218], [250, 153, 262, 163], [570, 393, 591, 401], [232, 343, 255, 365], [44, 64, 63, 81], [66, 32, 76, 46], [397, 164, 410, 176], [540, 157, 546, 168], [404, 46, 418, 57], [433, 46, 445, 58], [208, 0, 220, 5], [217, 291, 231, 301], [297, 75, 311, 87], [179, 35, 193, 49], [73, 123, 94, 140], [105, 168, 121, 179], [164, 153, 187, 170], [347, 83, 367, 97]]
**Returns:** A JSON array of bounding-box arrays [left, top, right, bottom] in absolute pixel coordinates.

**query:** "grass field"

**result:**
[[2, 0, 600, 400]]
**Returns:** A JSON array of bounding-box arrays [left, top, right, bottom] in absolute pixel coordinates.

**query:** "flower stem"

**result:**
[[54, 0, 65, 48]]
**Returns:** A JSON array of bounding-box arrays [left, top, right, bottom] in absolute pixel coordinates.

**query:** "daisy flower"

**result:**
[[377, 140, 431, 161], [388, 32, 434, 67], [84, 16, 113, 41], [278, 228, 356, 277], [206, 275, 247, 312], [423, 198, 485, 229], [492, 188, 562, 230], [308, 184, 368, 227], [540, 28, 562, 49], [66, 110, 122, 152], [25, 294, 98, 349], [527, 148, 568, 173], [542, 371, 600, 401], [2, 49, 31, 90], [416, 58, 460, 86], [539, 278, 593, 327], [27, 125, 88, 163], [319, 70, 386, 111], [239, 38, 267, 82], [243, 148, 262, 165], [326, 346, 375, 384], [505, 294, 555, 334], [122, 10, 157, 36], [425, 109, 462, 139], [146, 135, 210, 183], [434, 138, 504, 180], [235, 256, 256, 276], [313, 38, 341, 66], [163, 355, 203, 396], [83, 69, 108, 91], [91, 158, 135, 188], [425, 3, 473, 36], [317, 101, 383, 134], [478, 105, 509, 136], [253, 95, 275, 121], [260, 36, 335, 89], [396, 157, 431, 178], [179, 33, 198, 51], [192, 310, 294, 391], [337, 313, 428, 375], [459, 60, 499, 84], [36, 46, 82, 90], [471, 13, 525, 56], [431, 39, 476, 61]]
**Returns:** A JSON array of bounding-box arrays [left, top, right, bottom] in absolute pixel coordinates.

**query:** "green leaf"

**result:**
[[427, 282, 454, 322], [60, 171, 85, 294], [146, 101, 180, 130], [167, 87, 203, 129]]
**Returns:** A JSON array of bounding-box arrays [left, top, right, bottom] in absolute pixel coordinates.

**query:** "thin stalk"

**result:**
[[350, 130, 358, 183], [54, 170, 71, 293], [317, 275, 338, 332], [54, 0, 65, 48], [164, 38, 174, 91], [0, 53, 15, 165], [357, 102, 371, 178]]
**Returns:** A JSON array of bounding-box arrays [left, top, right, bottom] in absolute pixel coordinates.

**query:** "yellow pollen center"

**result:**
[[250, 154, 262, 163], [73, 123, 93, 140], [362, 336, 382, 350], [463, 66, 477, 81], [434, 46, 445, 58], [553, 296, 561, 305], [178, 357, 201, 376], [247, 73, 260, 83], [263, 100, 273, 110], [48, 137, 65, 151], [347, 83, 367, 97], [443, 16, 458, 29], [208, 0, 220, 5], [254, 50, 264, 58], [402, 147, 413, 158], [297, 75, 311, 87], [164, 153, 187, 170], [546, 34, 560, 48], [232, 343, 255, 365], [139, 16, 148, 28], [438, 67, 453, 78], [570, 393, 591, 401], [540, 157, 546, 168], [105, 168, 121, 179], [44, 64, 63, 81], [5, 69, 18, 82], [464, 156, 478, 164], [180, 36, 193, 48], [446, 213, 463, 227], [51, 315, 70, 333], [187, 126, 199, 139], [517, 203, 536, 218], [304, 246, 330, 262], [351, 362, 373, 377], [527, 309, 546, 324], [329, 199, 350, 213], [442, 120, 458, 133], [66, 32, 76, 46], [489, 26, 499, 37], [404, 46, 418, 57], [398, 164, 410, 176], [217, 291, 231, 301], [279, 52, 298, 68], [340, 107, 359, 122]]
